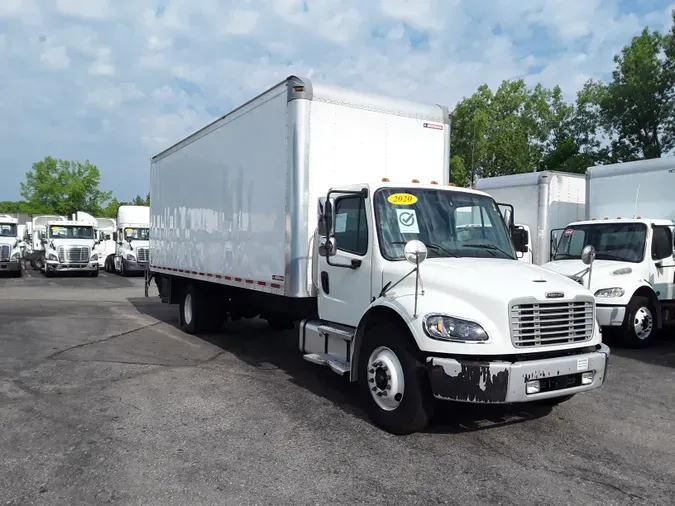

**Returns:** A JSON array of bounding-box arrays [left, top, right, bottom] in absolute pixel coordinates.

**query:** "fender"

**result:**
[[350, 297, 417, 382], [630, 282, 662, 329]]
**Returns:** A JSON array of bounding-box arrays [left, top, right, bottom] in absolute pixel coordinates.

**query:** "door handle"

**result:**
[[320, 271, 329, 294]]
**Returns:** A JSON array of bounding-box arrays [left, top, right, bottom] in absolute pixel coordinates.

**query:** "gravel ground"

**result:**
[[0, 268, 674, 505]]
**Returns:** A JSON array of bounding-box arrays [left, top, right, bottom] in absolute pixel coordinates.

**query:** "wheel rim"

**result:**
[[633, 306, 653, 339], [184, 293, 193, 325], [366, 346, 405, 411]]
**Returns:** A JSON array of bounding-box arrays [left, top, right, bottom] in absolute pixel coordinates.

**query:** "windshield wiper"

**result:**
[[462, 243, 514, 259], [390, 241, 458, 258]]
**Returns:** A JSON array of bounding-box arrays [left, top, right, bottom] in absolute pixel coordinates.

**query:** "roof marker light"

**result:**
[[411, 179, 420, 183], [448, 183, 456, 186], [604, 217, 608, 220], [382, 177, 390, 182], [430, 180, 438, 184]]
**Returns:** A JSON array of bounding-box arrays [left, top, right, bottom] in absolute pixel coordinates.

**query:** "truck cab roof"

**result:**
[[334, 181, 491, 198], [46, 220, 94, 227], [570, 218, 673, 227]]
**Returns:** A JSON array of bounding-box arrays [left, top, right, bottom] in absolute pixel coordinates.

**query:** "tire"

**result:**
[[120, 261, 127, 277], [358, 323, 435, 435], [179, 284, 222, 334], [34, 257, 43, 271], [534, 394, 575, 407], [618, 295, 657, 348]]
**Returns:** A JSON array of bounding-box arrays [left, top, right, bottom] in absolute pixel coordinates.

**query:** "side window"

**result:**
[[333, 196, 368, 256], [455, 205, 493, 242], [651, 226, 673, 260]]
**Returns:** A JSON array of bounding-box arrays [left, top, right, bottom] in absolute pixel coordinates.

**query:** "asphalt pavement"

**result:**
[[0, 268, 674, 505]]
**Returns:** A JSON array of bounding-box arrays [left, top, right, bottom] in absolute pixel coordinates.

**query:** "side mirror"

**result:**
[[318, 236, 337, 257], [511, 227, 528, 253], [317, 197, 334, 237], [404, 240, 428, 265], [581, 244, 596, 265], [112, 232, 117, 241]]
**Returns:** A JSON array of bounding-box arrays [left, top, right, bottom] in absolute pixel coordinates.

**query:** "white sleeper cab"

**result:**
[[41, 220, 100, 277], [0, 214, 24, 277], [146, 76, 610, 434]]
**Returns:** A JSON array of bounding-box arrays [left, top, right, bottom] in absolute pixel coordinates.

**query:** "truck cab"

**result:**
[[302, 181, 609, 433], [41, 220, 100, 277], [114, 205, 150, 276], [544, 217, 675, 347], [0, 215, 23, 277]]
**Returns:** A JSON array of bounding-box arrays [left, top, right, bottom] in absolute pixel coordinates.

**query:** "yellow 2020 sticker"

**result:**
[[387, 193, 418, 205], [125, 228, 132, 233]]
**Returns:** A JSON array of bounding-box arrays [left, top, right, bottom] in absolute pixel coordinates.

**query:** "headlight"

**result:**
[[594, 287, 625, 298], [423, 314, 489, 342], [11, 251, 20, 260], [126, 254, 135, 261], [90, 253, 98, 261], [47, 253, 58, 261]]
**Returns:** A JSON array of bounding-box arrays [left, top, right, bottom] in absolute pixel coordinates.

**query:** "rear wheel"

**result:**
[[618, 295, 657, 348], [358, 323, 435, 435], [179, 284, 222, 334]]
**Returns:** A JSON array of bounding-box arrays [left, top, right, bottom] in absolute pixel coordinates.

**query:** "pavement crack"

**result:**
[[47, 321, 162, 360]]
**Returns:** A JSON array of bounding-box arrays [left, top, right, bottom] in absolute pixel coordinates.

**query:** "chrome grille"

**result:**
[[509, 297, 595, 348], [136, 247, 149, 263], [57, 246, 90, 263], [0, 245, 9, 261]]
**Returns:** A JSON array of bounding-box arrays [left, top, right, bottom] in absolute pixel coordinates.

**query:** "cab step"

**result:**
[[303, 353, 350, 375], [317, 323, 354, 341]]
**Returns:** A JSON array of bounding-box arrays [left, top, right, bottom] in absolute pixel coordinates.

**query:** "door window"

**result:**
[[333, 196, 368, 256], [651, 226, 673, 261]]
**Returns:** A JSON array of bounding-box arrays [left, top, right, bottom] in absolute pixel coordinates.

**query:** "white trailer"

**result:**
[[112, 205, 149, 276], [476, 171, 586, 265], [146, 76, 609, 434], [41, 219, 100, 277], [543, 157, 675, 347], [0, 214, 23, 277]]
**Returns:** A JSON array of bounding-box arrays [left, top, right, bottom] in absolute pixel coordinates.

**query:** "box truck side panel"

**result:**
[[545, 173, 585, 261], [587, 157, 675, 221], [150, 84, 289, 295]]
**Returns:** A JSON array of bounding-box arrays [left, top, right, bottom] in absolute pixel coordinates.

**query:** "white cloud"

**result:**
[[0, 0, 672, 201]]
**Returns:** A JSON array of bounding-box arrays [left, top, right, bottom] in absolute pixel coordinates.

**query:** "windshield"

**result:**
[[373, 188, 516, 260], [553, 222, 647, 263], [124, 227, 149, 241], [49, 225, 94, 240], [0, 223, 17, 237]]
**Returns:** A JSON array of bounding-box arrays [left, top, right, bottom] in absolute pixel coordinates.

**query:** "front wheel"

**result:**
[[358, 323, 435, 435], [618, 295, 657, 348]]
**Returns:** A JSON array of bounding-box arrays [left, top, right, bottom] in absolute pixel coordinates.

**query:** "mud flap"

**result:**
[[144, 268, 153, 297]]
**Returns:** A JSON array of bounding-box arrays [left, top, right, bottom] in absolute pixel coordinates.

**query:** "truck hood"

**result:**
[[49, 238, 95, 248], [381, 257, 598, 355], [383, 257, 589, 305], [543, 259, 638, 278], [127, 240, 149, 248], [0, 237, 19, 246]]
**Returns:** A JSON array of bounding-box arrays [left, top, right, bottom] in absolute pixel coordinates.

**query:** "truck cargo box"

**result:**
[[149, 76, 451, 299], [586, 157, 675, 221], [475, 171, 586, 265]]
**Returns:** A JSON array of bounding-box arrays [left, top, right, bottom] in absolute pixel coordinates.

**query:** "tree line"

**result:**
[[1, 11, 673, 216], [0, 156, 149, 219]]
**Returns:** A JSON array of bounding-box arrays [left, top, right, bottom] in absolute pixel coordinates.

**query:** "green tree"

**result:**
[[20, 157, 112, 216], [99, 193, 150, 218], [449, 156, 469, 187], [581, 21, 675, 160]]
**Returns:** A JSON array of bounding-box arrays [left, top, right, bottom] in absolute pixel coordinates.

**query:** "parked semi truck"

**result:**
[[25, 215, 66, 270], [476, 171, 586, 265], [0, 214, 23, 277], [543, 157, 675, 347], [41, 219, 100, 277], [145, 76, 610, 434], [96, 217, 116, 269], [111, 205, 149, 276]]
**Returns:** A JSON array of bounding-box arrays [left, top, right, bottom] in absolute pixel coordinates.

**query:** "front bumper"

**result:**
[[46, 260, 98, 272], [596, 304, 626, 327], [0, 260, 21, 271], [122, 258, 148, 272], [427, 344, 610, 403]]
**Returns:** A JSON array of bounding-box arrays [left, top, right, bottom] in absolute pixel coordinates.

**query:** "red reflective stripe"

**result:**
[[245, 279, 253, 284], [271, 283, 281, 289], [153, 267, 282, 289], [257, 281, 266, 286]]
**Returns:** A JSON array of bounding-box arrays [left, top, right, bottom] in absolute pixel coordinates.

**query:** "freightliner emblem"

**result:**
[[545, 292, 564, 298]]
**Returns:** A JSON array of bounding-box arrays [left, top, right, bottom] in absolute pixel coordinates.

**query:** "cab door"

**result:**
[[317, 194, 373, 327], [650, 225, 675, 300]]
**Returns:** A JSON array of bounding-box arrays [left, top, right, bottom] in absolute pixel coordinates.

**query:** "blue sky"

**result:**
[[0, 0, 673, 202]]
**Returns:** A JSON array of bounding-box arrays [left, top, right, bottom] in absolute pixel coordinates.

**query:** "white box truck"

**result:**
[[476, 171, 586, 265], [0, 214, 23, 277], [112, 205, 149, 276], [146, 76, 609, 434], [543, 157, 675, 347], [41, 219, 100, 277]]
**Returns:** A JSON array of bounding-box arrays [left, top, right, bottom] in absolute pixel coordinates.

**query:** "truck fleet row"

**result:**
[[0, 205, 150, 278], [4, 76, 671, 434]]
